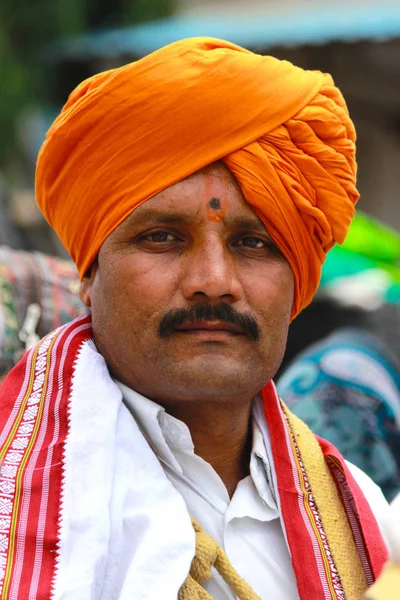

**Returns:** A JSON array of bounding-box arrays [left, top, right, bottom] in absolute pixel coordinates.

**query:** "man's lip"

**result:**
[[175, 320, 245, 334]]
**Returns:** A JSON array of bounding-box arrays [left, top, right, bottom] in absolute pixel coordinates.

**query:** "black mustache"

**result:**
[[159, 303, 260, 340]]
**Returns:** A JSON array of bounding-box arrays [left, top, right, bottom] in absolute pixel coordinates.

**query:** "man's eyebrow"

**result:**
[[126, 209, 269, 233], [126, 209, 195, 226], [225, 216, 269, 234]]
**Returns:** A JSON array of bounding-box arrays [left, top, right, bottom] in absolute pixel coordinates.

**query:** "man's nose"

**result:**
[[180, 234, 243, 302]]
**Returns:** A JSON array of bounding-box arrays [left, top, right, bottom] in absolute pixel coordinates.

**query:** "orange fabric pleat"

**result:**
[[35, 37, 358, 318]]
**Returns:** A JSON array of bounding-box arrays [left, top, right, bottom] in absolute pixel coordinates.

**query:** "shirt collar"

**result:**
[[250, 398, 277, 509], [116, 380, 185, 474], [116, 381, 277, 511]]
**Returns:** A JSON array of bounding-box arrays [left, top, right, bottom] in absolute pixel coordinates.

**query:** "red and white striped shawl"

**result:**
[[0, 315, 388, 599]]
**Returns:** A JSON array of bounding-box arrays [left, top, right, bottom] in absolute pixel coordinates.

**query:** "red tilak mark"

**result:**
[[203, 167, 228, 222], [207, 197, 226, 222]]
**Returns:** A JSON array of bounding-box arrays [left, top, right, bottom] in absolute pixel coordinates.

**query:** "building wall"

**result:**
[[177, 0, 394, 16]]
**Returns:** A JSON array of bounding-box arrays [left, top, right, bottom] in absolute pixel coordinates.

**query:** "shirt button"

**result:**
[[165, 422, 183, 444]]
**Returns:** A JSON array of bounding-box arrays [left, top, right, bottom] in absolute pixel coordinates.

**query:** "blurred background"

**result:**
[[1, 0, 400, 499]]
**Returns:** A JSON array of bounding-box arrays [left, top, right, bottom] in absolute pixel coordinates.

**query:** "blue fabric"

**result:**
[[277, 328, 400, 501]]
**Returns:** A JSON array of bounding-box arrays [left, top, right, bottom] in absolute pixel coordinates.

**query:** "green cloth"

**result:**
[[320, 212, 400, 303]]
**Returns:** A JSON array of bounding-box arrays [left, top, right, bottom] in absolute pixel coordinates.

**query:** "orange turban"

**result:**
[[36, 37, 358, 318]]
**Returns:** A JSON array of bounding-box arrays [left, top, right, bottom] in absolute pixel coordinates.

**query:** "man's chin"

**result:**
[[165, 331, 254, 350], [174, 350, 246, 369], [165, 356, 261, 397]]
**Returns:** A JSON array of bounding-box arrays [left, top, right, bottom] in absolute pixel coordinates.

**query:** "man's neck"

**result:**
[[166, 399, 254, 498]]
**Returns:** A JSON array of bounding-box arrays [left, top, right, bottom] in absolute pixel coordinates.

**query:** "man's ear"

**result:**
[[79, 259, 99, 308]]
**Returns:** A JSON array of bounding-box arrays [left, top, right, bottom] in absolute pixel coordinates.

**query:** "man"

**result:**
[[0, 38, 390, 599]]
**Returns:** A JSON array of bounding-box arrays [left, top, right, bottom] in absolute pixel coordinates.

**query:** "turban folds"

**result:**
[[36, 37, 358, 318]]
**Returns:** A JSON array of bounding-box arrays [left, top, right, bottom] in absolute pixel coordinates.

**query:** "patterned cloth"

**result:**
[[277, 328, 400, 501], [0, 246, 85, 378]]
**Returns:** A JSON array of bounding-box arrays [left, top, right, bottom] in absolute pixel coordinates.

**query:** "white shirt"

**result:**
[[117, 382, 390, 600]]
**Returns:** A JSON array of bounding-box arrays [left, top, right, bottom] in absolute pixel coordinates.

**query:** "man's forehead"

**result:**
[[122, 204, 269, 233], [119, 192, 268, 237], [101, 160, 275, 244], [132, 161, 257, 218]]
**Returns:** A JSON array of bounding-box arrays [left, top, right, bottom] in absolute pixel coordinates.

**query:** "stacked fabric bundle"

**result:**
[[0, 246, 85, 378]]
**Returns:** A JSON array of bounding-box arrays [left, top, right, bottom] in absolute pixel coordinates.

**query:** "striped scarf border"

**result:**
[[272, 392, 345, 600], [281, 408, 345, 600], [0, 315, 91, 599], [327, 455, 374, 586]]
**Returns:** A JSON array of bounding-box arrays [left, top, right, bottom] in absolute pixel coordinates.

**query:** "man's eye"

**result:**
[[238, 236, 266, 249], [145, 232, 176, 243]]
